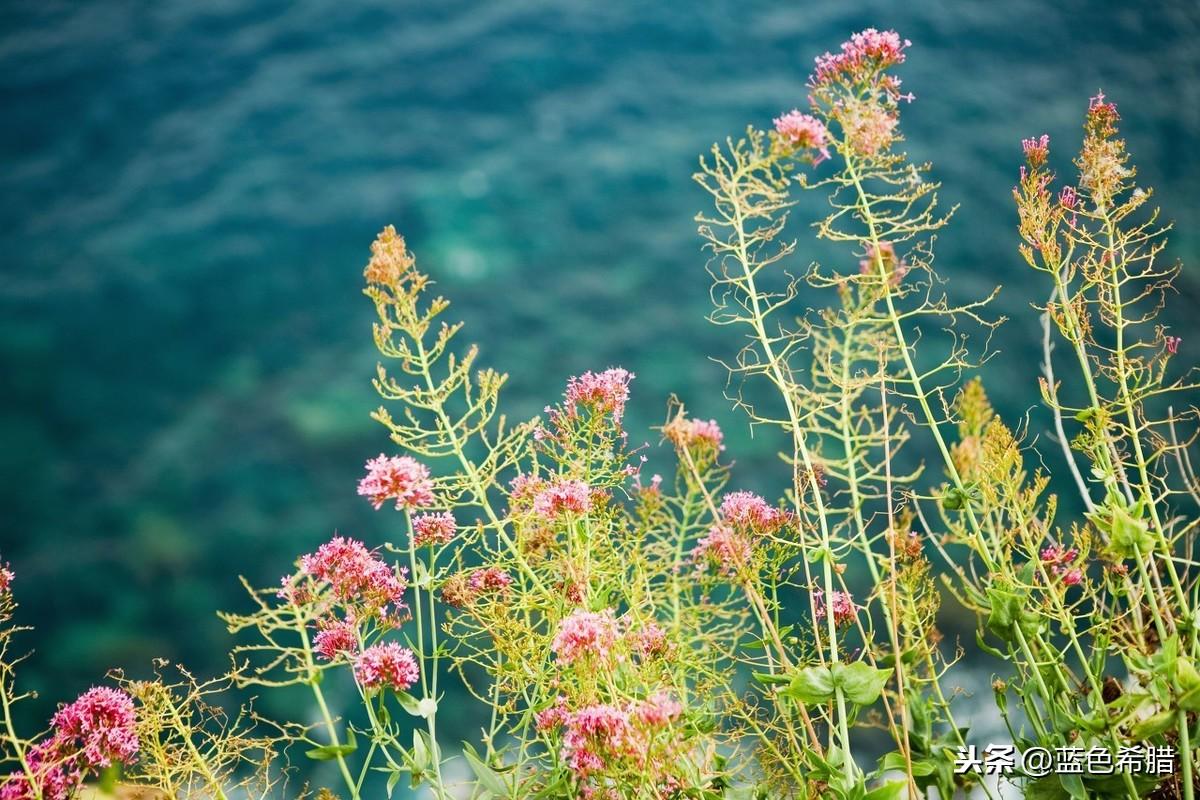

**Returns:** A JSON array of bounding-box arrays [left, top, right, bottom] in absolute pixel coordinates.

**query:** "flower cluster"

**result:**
[[539, 694, 683, 783], [1040, 543, 1082, 586], [353, 642, 420, 691], [1022, 134, 1050, 167], [411, 511, 456, 548], [313, 615, 359, 660], [532, 478, 592, 518], [357, 454, 435, 510], [552, 608, 623, 665], [773, 110, 830, 164], [2, 688, 139, 800], [813, 588, 859, 628], [810, 28, 910, 87], [663, 413, 724, 455], [718, 491, 790, 534], [563, 368, 634, 424], [298, 536, 408, 619]]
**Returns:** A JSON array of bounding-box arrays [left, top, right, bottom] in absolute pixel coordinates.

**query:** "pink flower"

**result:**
[[1059, 186, 1078, 209], [535, 696, 570, 732], [300, 536, 408, 618], [1040, 542, 1083, 585], [691, 525, 753, 577], [1022, 134, 1050, 167], [1088, 90, 1119, 124], [564, 368, 634, 424], [1061, 569, 1083, 587], [840, 98, 898, 156], [664, 415, 725, 453], [552, 608, 622, 665], [812, 589, 858, 628], [532, 479, 592, 518], [467, 567, 513, 594], [1166, 335, 1182, 355], [0, 562, 12, 595], [560, 704, 634, 778], [357, 454, 435, 510], [313, 616, 359, 660], [51, 688, 139, 769], [630, 622, 668, 660], [719, 491, 789, 534], [1, 739, 80, 800], [810, 28, 910, 86], [773, 110, 831, 163], [353, 643, 419, 691], [411, 511, 456, 548], [634, 693, 682, 727]]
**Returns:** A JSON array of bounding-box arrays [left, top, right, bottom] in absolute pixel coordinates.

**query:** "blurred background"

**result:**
[[1, 0, 1199, 787]]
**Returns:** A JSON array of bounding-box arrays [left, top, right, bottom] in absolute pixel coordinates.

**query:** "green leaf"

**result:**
[[305, 742, 357, 761], [863, 781, 905, 800], [1058, 774, 1087, 800], [1129, 708, 1175, 740], [463, 742, 509, 797], [783, 666, 835, 704], [394, 690, 423, 717], [836, 662, 890, 705], [879, 751, 935, 777], [752, 672, 790, 686], [1026, 776, 1069, 800]]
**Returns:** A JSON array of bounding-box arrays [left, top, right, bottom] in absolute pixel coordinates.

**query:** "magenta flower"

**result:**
[[353, 642, 419, 691], [466, 566, 513, 595], [1040, 542, 1083, 585], [813, 588, 858, 628], [532, 478, 592, 518], [313, 615, 359, 660], [300, 536, 408, 618], [552, 608, 622, 665], [357, 454, 435, 510], [691, 525, 753, 577], [1166, 335, 1182, 355], [773, 110, 831, 164], [51, 688, 139, 770], [810, 28, 910, 86], [564, 368, 634, 424], [634, 692, 683, 727], [0, 562, 12, 595], [1022, 134, 1050, 167], [0, 739, 80, 800], [719, 491, 789, 534], [560, 703, 634, 778], [411, 511, 456, 548]]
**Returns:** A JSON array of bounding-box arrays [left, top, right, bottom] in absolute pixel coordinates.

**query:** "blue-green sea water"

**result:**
[[2, 0, 1198, 783]]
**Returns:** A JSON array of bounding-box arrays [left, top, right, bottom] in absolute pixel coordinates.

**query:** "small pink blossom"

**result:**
[[1088, 90, 1120, 123], [533, 479, 592, 518], [630, 622, 668, 660], [560, 704, 634, 778], [300, 536, 408, 618], [1166, 335, 1182, 355], [810, 28, 910, 86], [1, 739, 80, 800], [564, 368, 634, 424], [51, 688, 139, 770], [357, 454, 435, 510], [840, 99, 898, 156], [1022, 134, 1050, 167], [411, 511, 456, 548], [535, 696, 570, 732], [1040, 543, 1083, 584], [1059, 185, 1078, 209], [552, 608, 622, 665], [812, 588, 858, 628], [691, 525, 753, 577], [664, 416, 725, 453], [467, 567, 513, 594], [0, 562, 12, 595], [354, 642, 419, 691], [719, 491, 789, 534], [313, 616, 359, 660], [773, 110, 831, 164], [634, 692, 682, 727]]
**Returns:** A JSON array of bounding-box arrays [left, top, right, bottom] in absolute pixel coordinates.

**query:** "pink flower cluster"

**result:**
[[691, 525, 753, 577], [773, 110, 831, 164], [1022, 134, 1050, 167], [552, 608, 622, 665], [0, 562, 12, 595], [1040, 543, 1082, 586], [411, 511, 456, 547], [538, 694, 683, 781], [353, 642, 419, 691], [564, 368, 634, 424], [663, 415, 725, 453], [810, 28, 910, 86], [533, 478, 592, 518], [813, 588, 859, 627], [313, 615, 359, 660], [467, 566, 514, 594], [630, 622, 668, 660], [357, 454, 435, 510], [1165, 335, 1182, 356], [719, 491, 790, 534], [299, 536, 408, 618], [2, 688, 139, 800], [840, 98, 899, 156]]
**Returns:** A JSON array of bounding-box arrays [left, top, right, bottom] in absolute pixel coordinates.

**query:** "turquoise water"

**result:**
[[2, 0, 1198, 759]]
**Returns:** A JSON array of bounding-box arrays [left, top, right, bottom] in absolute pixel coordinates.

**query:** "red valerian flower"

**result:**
[[357, 454, 435, 510]]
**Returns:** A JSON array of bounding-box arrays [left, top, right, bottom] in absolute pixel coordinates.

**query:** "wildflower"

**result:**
[[439, 573, 473, 608], [691, 525, 753, 577], [1022, 134, 1050, 167], [719, 491, 789, 534], [353, 643, 419, 691], [552, 608, 622, 665], [535, 696, 570, 732], [812, 588, 858, 627], [1165, 335, 1182, 355], [663, 414, 725, 454], [363, 225, 415, 287], [773, 110, 831, 163], [564, 368, 634, 424], [560, 704, 634, 778], [357, 454, 435, 510], [630, 622, 668, 660], [52, 688, 139, 769], [532, 479, 592, 518], [810, 28, 910, 86], [300, 536, 408, 618], [1088, 90, 1120, 129], [313, 615, 359, 660], [466, 566, 513, 595], [0, 739, 80, 800], [634, 692, 683, 727], [839, 98, 899, 156], [1040, 543, 1083, 585], [1059, 185, 1078, 209], [411, 511, 456, 547]]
